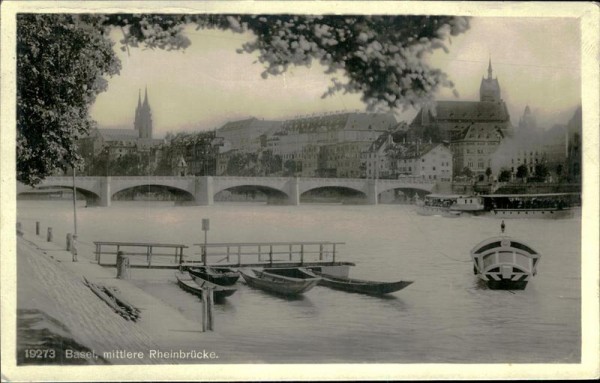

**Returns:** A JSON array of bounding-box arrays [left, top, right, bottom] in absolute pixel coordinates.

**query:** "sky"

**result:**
[[89, 17, 581, 138]]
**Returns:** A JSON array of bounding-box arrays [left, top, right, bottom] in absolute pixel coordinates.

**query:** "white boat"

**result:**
[[480, 193, 576, 219], [417, 194, 483, 217], [470, 236, 541, 290]]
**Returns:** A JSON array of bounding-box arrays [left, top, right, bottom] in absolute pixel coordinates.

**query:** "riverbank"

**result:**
[[15, 229, 251, 365]]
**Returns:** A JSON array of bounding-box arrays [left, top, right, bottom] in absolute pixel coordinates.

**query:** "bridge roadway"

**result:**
[[17, 176, 436, 207]]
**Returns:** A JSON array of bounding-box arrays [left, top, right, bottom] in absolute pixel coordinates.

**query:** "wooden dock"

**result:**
[[94, 241, 353, 270]]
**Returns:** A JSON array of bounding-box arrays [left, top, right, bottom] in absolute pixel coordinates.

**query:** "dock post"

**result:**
[[201, 288, 214, 331], [36, 221, 40, 235], [71, 234, 78, 262], [333, 243, 336, 263], [226, 246, 230, 263], [116, 251, 129, 279], [319, 244, 323, 260], [17, 222, 23, 237], [237, 246, 241, 266], [258, 245, 262, 262], [269, 245, 273, 266], [66, 233, 72, 251], [289, 244, 293, 261], [46, 227, 53, 242], [300, 244, 304, 265]]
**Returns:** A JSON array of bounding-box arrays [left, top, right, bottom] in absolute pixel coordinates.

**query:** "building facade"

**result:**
[[409, 60, 511, 178]]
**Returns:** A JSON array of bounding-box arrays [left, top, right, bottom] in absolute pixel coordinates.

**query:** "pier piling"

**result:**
[[66, 233, 72, 251], [46, 227, 53, 242], [116, 251, 129, 279], [36, 221, 40, 235], [201, 288, 214, 331], [71, 234, 78, 262]]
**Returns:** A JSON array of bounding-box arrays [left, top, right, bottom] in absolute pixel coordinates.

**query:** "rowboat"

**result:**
[[239, 268, 321, 296], [470, 236, 541, 290], [175, 271, 237, 300], [314, 272, 413, 295], [188, 266, 240, 286]]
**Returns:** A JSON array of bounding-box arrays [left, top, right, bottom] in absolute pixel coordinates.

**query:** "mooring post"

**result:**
[[71, 234, 78, 262], [46, 227, 53, 242], [36, 221, 40, 235], [66, 233, 72, 251], [201, 289, 208, 332], [207, 287, 214, 331], [201, 288, 214, 331], [332, 243, 336, 263], [116, 251, 129, 279], [269, 245, 273, 266], [319, 244, 323, 260], [300, 244, 304, 265]]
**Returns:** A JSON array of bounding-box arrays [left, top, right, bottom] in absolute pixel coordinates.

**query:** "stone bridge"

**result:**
[[17, 176, 436, 207]]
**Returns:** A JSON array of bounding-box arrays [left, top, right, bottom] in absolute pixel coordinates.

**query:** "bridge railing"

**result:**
[[191, 241, 345, 267]]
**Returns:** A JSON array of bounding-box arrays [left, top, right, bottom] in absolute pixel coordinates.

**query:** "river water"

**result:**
[[16, 200, 581, 363]]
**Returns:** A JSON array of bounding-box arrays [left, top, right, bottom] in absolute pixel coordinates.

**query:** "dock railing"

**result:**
[[191, 241, 345, 267], [94, 241, 188, 268]]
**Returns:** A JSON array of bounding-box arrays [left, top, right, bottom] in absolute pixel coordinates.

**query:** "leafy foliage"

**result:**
[[498, 169, 512, 182], [17, 14, 120, 185], [516, 164, 528, 180]]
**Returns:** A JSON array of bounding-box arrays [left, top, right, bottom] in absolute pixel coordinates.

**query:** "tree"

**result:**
[[461, 167, 473, 179], [283, 160, 299, 176], [556, 163, 563, 182], [533, 163, 549, 182], [516, 164, 528, 181], [17, 14, 470, 185], [498, 169, 512, 182], [485, 167, 492, 181]]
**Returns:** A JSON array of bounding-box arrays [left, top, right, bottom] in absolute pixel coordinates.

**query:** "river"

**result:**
[[16, 200, 581, 363]]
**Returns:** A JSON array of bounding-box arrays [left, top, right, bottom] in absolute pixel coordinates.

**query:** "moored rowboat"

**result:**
[[314, 272, 413, 295], [175, 271, 237, 300], [188, 266, 240, 286], [239, 268, 320, 296]]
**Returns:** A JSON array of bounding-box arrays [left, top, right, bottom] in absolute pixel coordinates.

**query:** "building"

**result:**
[[217, 118, 282, 154], [392, 142, 453, 182], [79, 89, 163, 168], [491, 106, 570, 181], [364, 133, 396, 179], [409, 60, 512, 178], [451, 123, 504, 178]]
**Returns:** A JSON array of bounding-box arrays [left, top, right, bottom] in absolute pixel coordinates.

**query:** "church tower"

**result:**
[[134, 87, 153, 139], [479, 59, 502, 102]]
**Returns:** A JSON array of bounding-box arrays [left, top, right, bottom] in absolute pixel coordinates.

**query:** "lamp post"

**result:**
[[71, 164, 78, 261]]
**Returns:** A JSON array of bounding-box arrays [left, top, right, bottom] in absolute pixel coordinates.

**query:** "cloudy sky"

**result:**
[[89, 16, 581, 137]]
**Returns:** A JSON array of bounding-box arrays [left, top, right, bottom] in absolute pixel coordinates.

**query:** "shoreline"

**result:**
[[15, 230, 252, 365]]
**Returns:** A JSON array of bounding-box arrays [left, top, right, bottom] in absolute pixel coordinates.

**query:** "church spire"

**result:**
[[143, 86, 149, 107], [488, 57, 493, 79], [134, 87, 153, 139]]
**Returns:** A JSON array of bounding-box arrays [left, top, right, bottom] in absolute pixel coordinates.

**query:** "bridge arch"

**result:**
[[112, 184, 195, 202], [215, 184, 289, 204], [17, 184, 103, 205], [300, 186, 367, 203]]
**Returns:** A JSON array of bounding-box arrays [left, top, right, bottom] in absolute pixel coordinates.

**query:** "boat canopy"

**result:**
[[471, 236, 539, 256]]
